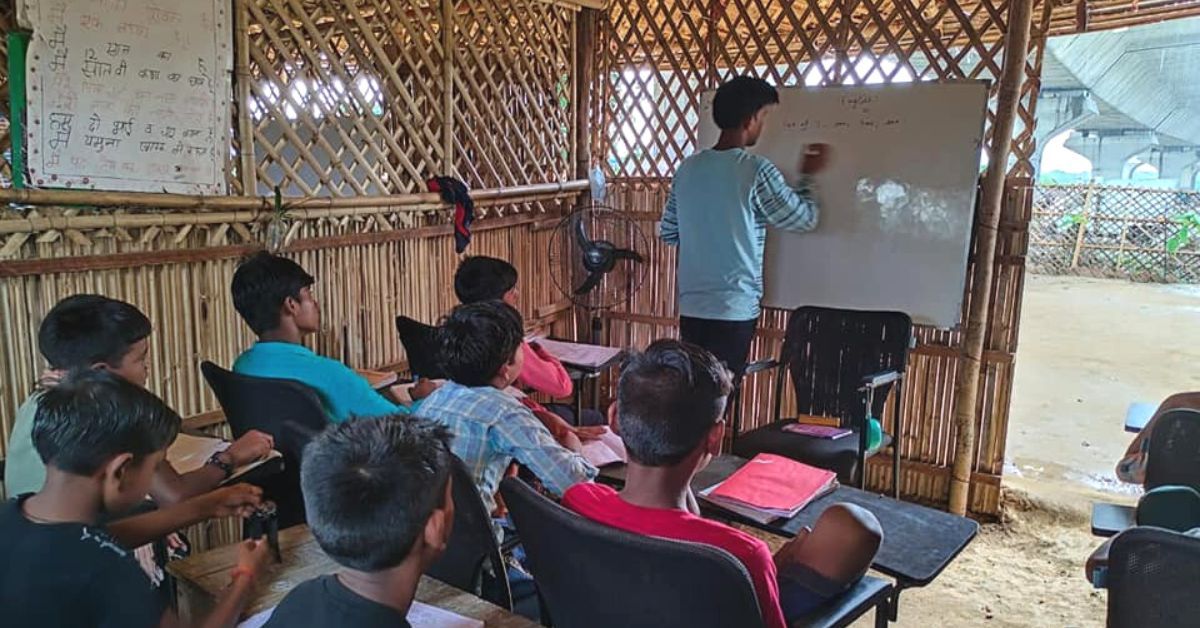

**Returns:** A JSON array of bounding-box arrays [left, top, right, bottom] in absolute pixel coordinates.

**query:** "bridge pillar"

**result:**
[[1032, 90, 1098, 176], [1064, 131, 1158, 182]]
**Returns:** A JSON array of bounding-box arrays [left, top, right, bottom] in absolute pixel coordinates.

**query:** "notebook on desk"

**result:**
[[167, 433, 283, 485], [699, 454, 838, 525], [529, 337, 623, 371], [580, 427, 628, 467]]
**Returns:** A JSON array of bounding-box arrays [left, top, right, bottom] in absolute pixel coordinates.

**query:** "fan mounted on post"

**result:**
[[548, 202, 649, 343]]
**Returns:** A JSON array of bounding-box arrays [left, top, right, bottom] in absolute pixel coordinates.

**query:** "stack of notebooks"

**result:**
[[699, 454, 838, 524]]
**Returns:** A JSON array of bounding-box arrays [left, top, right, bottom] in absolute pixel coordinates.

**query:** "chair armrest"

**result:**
[[745, 358, 783, 376], [1092, 501, 1136, 537], [859, 369, 900, 391]]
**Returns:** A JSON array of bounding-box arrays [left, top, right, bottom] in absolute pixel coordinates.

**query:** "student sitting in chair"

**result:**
[[1117, 391, 1200, 484], [418, 300, 598, 536], [231, 251, 434, 423], [4, 294, 271, 552], [563, 339, 882, 628], [453, 255, 605, 434], [0, 370, 271, 628], [264, 417, 455, 628]]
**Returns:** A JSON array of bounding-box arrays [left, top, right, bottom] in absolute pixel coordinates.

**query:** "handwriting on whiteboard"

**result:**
[[25, 0, 229, 193]]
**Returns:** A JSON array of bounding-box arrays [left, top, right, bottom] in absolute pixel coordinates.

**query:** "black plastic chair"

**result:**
[[733, 307, 911, 495], [395, 315, 447, 380], [428, 457, 513, 610], [200, 361, 327, 528], [500, 476, 765, 628], [1144, 408, 1200, 491], [1107, 527, 1200, 628]]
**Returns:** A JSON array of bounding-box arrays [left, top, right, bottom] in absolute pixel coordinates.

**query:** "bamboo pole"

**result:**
[[947, 0, 1035, 516], [442, 0, 456, 176], [575, 8, 596, 180], [233, 1, 258, 196], [1069, 181, 1096, 269], [0, 181, 587, 234]]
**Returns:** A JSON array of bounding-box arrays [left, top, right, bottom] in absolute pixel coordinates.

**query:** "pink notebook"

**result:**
[[709, 454, 838, 512], [783, 423, 853, 440]]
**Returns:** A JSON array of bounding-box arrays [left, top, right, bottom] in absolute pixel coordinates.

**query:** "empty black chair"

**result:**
[[1145, 408, 1200, 491], [1107, 526, 1200, 628], [200, 361, 327, 528], [499, 476, 764, 628], [428, 457, 513, 610], [395, 315, 447, 380], [733, 307, 910, 493]]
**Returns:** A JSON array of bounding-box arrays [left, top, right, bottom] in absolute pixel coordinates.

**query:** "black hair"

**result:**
[[437, 301, 523, 387], [38, 295, 152, 370], [33, 369, 180, 475], [712, 76, 780, 131], [301, 416, 453, 571], [617, 339, 733, 466], [454, 256, 519, 304], [231, 251, 316, 335]]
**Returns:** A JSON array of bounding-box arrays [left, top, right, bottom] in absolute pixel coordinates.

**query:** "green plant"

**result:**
[[1056, 212, 1086, 231], [1166, 211, 1200, 254]]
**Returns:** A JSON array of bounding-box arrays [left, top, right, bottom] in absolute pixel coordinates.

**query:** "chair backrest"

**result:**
[[395, 316, 447, 380], [200, 361, 328, 527], [1137, 486, 1200, 532], [499, 477, 764, 628], [427, 457, 512, 610], [1107, 526, 1200, 628], [781, 307, 912, 427], [1145, 409, 1200, 491]]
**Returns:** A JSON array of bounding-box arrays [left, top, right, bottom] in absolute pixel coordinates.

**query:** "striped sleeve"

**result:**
[[658, 180, 680, 245], [751, 158, 819, 232]]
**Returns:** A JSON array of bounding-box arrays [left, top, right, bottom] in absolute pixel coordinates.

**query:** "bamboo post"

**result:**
[[442, 0, 456, 176], [233, 1, 257, 196], [575, 8, 596, 181], [948, 0, 1036, 516], [1070, 181, 1096, 269]]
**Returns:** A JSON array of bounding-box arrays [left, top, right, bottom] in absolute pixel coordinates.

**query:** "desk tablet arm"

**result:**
[[745, 358, 783, 376]]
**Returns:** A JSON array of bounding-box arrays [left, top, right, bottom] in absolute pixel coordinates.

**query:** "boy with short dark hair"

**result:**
[[418, 301, 597, 536], [0, 370, 270, 628], [231, 251, 429, 423], [563, 340, 882, 628], [264, 417, 455, 628], [4, 295, 273, 544], [660, 75, 829, 380]]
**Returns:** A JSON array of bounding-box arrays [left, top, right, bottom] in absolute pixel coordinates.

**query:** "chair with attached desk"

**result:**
[[1106, 526, 1200, 628], [500, 476, 893, 628], [733, 307, 911, 496], [200, 361, 328, 528], [428, 456, 514, 611]]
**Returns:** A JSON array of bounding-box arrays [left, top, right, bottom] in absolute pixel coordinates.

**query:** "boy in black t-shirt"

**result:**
[[0, 370, 270, 628], [265, 416, 455, 628]]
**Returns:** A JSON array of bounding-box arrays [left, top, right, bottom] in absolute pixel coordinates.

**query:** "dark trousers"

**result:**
[[679, 316, 758, 380]]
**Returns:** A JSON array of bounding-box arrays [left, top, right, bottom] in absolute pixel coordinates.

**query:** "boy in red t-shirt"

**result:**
[[563, 340, 882, 626]]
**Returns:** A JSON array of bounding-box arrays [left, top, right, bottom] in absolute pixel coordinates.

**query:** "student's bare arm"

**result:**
[[151, 432, 275, 504], [157, 539, 269, 628], [109, 485, 262, 549]]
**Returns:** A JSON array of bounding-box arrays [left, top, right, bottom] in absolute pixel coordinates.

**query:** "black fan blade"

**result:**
[[574, 216, 596, 253], [611, 248, 644, 263], [574, 270, 605, 296]]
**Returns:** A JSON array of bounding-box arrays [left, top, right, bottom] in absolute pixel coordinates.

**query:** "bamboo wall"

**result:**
[[0, 0, 585, 461]]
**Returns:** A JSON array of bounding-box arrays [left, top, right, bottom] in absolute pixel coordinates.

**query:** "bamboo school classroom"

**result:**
[[2, 1, 1199, 627]]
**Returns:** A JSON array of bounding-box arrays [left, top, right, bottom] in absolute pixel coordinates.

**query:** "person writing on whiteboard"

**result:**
[[659, 76, 830, 381]]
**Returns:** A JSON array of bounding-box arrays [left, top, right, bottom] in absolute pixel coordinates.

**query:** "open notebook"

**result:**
[[167, 433, 283, 484], [529, 337, 623, 370], [238, 601, 484, 628], [580, 427, 627, 468]]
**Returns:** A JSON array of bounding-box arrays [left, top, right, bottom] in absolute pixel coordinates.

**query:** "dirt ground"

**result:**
[[788, 275, 1200, 627]]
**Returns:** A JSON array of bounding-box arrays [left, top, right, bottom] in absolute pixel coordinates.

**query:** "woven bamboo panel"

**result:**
[[1029, 184, 1200, 282], [0, 194, 578, 459], [241, 0, 575, 197]]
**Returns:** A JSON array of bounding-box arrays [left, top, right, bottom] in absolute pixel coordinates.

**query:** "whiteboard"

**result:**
[[697, 82, 988, 328], [23, 0, 231, 194]]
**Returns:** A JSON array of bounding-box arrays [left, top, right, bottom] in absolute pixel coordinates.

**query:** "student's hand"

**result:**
[[799, 143, 831, 176], [573, 426, 608, 442], [410, 378, 441, 401], [235, 538, 272, 582], [561, 430, 584, 453], [225, 430, 274, 467], [203, 484, 264, 519]]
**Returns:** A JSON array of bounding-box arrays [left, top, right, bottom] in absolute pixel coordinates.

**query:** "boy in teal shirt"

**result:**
[[230, 252, 431, 422], [660, 76, 829, 380]]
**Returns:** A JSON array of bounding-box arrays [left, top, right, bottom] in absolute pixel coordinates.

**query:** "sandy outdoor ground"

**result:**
[[761, 276, 1200, 627]]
